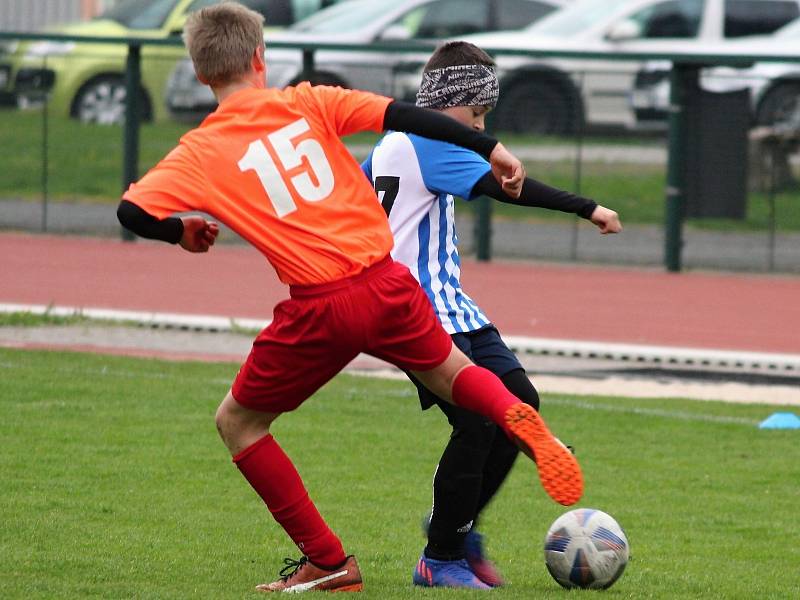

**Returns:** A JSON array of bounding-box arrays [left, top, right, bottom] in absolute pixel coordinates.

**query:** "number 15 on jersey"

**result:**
[[238, 118, 335, 218]]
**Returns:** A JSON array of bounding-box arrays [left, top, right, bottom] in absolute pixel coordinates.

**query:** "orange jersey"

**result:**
[[123, 83, 394, 285]]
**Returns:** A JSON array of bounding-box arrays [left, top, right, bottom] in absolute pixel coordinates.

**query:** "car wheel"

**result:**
[[492, 79, 580, 135], [71, 76, 151, 125], [756, 82, 800, 128]]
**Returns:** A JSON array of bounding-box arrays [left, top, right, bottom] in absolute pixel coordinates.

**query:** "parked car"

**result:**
[[425, 0, 800, 134], [632, 16, 800, 128], [165, 0, 567, 118], [0, 0, 340, 124]]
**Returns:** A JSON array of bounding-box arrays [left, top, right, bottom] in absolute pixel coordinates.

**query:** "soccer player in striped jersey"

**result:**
[[362, 41, 622, 589]]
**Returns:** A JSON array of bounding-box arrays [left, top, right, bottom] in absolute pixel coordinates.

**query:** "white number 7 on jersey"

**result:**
[[238, 118, 335, 218]]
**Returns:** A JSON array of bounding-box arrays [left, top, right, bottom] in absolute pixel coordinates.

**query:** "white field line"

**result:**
[[545, 396, 759, 426]]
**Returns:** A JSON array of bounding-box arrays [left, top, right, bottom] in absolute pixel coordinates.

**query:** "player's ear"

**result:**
[[252, 44, 266, 74]]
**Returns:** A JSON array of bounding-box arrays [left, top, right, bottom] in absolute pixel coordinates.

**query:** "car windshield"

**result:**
[[774, 16, 800, 38], [100, 0, 182, 30], [525, 0, 633, 36], [291, 0, 397, 33]]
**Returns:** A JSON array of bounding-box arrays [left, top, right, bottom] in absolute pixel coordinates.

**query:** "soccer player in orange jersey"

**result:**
[[116, 2, 582, 593]]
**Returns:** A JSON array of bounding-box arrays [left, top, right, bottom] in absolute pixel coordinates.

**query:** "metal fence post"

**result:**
[[664, 63, 698, 272], [121, 42, 141, 242], [301, 48, 314, 81], [41, 54, 49, 233]]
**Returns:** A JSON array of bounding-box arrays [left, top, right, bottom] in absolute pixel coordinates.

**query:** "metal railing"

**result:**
[[2, 30, 800, 272]]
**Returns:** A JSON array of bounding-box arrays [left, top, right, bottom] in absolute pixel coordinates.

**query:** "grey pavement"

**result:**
[[2, 198, 799, 273]]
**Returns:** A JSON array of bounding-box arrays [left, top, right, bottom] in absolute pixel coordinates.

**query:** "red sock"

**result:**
[[233, 434, 346, 569], [451, 365, 520, 435]]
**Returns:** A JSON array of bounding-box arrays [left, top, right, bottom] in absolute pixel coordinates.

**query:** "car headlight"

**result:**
[[25, 41, 76, 58]]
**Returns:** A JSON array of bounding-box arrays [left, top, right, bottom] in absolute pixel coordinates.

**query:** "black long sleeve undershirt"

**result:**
[[117, 200, 184, 244], [383, 101, 498, 159], [471, 171, 597, 219]]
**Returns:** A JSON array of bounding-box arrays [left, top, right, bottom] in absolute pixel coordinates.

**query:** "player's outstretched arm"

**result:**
[[383, 101, 524, 197], [471, 173, 622, 234], [116, 200, 220, 252]]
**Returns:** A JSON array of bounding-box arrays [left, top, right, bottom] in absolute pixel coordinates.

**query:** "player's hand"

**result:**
[[589, 206, 622, 234], [179, 216, 219, 252], [489, 142, 525, 199]]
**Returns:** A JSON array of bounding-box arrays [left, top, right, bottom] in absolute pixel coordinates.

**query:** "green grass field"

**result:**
[[2, 347, 799, 598], [3, 107, 800, 232]]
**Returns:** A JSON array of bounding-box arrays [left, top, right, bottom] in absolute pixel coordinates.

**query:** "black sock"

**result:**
[[426, 405, 495, 560]]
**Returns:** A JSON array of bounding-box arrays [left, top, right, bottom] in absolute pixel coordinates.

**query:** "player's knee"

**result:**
[[215, 390, 278, 449], [215, 391, 238, 441], [501, 369, 540, 411], [214, 403, 229, 441]]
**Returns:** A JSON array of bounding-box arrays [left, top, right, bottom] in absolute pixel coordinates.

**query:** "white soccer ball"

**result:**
[[543, 508, 629, 589]]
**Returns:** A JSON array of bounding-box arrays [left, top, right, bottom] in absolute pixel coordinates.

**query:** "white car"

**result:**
[[437, 0, 800, 133], [633, 17, 800, 127], [166, 0, 566, 117]]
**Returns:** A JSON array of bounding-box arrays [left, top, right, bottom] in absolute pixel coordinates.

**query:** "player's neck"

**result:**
[[213, 76, 264, 104]]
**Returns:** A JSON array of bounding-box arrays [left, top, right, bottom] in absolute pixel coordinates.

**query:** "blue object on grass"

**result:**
[[759, 412, 800, 429]]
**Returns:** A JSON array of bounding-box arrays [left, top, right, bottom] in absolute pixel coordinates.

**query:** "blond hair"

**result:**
[[183, 1, 265, 86]]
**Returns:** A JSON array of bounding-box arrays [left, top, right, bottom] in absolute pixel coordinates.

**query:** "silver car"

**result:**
[[166, 0, 566, 118], [433, 0, 800, 134], [632, 16, 800, 128]]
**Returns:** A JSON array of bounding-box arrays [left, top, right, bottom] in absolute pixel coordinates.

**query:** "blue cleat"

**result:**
[[464, 530, 504, 587], [412, 554, 492, 589]]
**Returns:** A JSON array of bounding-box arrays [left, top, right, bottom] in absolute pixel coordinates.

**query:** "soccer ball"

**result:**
[[543, 508, 629, 589]]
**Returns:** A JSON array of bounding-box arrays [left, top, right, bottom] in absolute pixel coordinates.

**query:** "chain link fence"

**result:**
[[1, 35, 799, 273]]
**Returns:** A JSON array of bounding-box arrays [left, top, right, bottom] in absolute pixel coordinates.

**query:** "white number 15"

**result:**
[[238, 118, 335, 218]]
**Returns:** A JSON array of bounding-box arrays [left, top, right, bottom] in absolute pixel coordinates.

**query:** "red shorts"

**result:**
[[232, 256, 452, 413]]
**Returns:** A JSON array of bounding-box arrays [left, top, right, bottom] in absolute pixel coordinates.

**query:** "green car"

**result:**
[[0, 0, 337, 124]]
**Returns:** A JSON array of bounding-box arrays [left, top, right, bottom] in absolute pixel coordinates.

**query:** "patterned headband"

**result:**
[[416, 64, 499, 110]]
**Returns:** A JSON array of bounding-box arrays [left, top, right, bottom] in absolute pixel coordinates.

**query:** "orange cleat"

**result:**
[[505, 403, 583, 506], [256, 555, 363, 593]]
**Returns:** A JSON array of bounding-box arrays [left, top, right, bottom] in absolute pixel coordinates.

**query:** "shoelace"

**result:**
[[278, 556, 308, 581]]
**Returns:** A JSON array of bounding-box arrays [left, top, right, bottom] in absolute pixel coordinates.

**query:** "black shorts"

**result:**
[[411, 324, 524, 410]]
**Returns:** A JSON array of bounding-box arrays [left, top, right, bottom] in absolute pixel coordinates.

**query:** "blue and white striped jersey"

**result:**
[[362, 132, 492, 334]]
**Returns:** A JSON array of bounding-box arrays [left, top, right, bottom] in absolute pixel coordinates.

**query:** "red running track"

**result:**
[[2, 232, 799, 354]]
